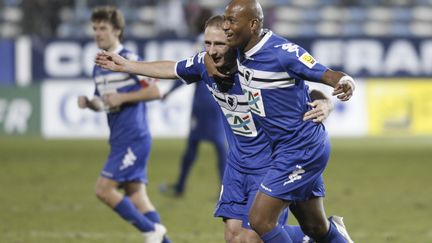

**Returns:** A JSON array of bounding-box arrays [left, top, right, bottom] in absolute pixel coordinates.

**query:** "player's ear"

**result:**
[[250, 19, 260, 33]]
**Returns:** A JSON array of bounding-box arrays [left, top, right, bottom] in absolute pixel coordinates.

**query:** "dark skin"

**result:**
[[203, 0, 354, 240]]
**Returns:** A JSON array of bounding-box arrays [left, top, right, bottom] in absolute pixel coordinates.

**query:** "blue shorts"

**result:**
[[259, 139, 330, 202], [101, 139, 151, 184], [214, 163, 288, 229]]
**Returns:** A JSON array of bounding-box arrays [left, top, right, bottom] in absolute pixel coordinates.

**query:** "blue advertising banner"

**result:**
[[0, 39, 15, 85], [26, 37, 432, 81]]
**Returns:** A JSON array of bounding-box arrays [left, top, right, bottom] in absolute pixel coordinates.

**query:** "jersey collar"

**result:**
[[244, 30, 272, 58]]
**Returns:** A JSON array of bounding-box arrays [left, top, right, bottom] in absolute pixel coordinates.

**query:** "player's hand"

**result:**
[[77, 96, 89, 109], [303, 99, 333, 123], [102, 93, 123, 107], [204, 53, 228, 78], [332, 76, 355, 101], [95, 51, 127, 72]]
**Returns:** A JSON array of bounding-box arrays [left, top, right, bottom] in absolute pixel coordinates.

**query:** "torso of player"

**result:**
[[175, 52, 273, 174], [93, 46, 151, 145], [236, 31, 328, 154]]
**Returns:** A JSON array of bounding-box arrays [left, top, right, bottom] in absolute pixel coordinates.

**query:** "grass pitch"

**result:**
[[0, 137, 431, 243]]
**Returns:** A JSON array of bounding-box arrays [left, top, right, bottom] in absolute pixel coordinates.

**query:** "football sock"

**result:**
[[283, 225, 313, 242], [261, 224, 293, 243], [144, 211, 171, 243], [113, 197, 155, 232], [316, 220, 346, 243]]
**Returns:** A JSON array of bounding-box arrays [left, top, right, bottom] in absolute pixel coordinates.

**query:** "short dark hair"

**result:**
[[91, 6, 125, 40], [205, 15, 224, 29]]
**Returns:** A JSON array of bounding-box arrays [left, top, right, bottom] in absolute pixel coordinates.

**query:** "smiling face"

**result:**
[[204, 25, 230, 68], [92, 21, 120, 51], [222, 0, 264, 52]]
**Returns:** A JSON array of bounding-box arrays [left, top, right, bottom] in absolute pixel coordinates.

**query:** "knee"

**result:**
[[248, 212, 276, 236], [95, 183, 112, 203], [300, 221, 329, 239], [224, 226, 242, 243], [225, 226, 262, 243]]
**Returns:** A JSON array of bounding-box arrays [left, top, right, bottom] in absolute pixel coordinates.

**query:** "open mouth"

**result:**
[[226, 33, 234, 40]]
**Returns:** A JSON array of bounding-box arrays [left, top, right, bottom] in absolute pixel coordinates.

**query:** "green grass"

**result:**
[[0, 137, 431, 243]]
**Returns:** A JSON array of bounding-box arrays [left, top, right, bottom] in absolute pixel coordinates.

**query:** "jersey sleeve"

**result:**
[[275, 43, 327, 82], [175, 51, 206, 85]]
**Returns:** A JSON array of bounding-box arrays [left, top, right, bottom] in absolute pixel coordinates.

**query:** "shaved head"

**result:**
[[229, 0, 263, 22], [223, 0, 264, 51]]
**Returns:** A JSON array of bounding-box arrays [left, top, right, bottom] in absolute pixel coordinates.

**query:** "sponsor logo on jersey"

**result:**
[[299, 53, 317, 69], [243, 88, 266, 117], [283, 165, 305, 186], [225, 113, 254, 136]]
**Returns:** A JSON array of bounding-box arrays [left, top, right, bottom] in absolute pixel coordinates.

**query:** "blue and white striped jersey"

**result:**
[[237, 30, 329, 159], [175, 52, 272, 174], [93, 45, 151, 146]]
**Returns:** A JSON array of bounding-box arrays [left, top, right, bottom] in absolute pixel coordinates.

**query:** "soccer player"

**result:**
[[77, 6, 169, 243], [204, 0, 356, 242], [159, 79, 227, 197], [95, 15, 336, 243]]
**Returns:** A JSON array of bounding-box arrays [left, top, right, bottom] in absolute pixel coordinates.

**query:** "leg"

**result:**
[[248, 191, 292, 243], [125, 182, 171, 243], [291, 197, 349, 243], [225, 219, 262, 243], [289, 197, 328, 240], [124, 182, 155, 212], [95, 176, 123, 207], [174, 138, 199, 194], [95, 177, 158, 234]]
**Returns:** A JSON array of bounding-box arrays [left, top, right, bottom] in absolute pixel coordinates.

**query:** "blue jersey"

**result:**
[[175, 52, 272, 174], [93, 45, 151, 146], [236, 30, 328, 160]]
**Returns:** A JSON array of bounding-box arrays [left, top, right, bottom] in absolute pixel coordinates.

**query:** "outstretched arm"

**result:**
[[320, 69, 355, 102], [303, 89, 333, 123], [103, 83, 162, 107], [95, 51, 177, 79]]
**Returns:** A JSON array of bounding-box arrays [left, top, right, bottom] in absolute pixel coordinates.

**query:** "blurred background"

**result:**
[[1, 0, 432, 243]]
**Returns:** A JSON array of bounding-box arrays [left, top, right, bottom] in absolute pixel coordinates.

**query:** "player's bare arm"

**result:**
[[103, 83, 161, 107], [320, 69, 356, 101], [95, 51, 177, 79], [303, 89, 334, 123]]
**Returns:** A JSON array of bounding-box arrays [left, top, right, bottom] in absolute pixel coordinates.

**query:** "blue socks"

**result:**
[[113, 197, 155, 232], [261, 224, 293, 243], [316, 220, 346, 243], [283, 225, 313, 242], [144, 211, 171, 243]]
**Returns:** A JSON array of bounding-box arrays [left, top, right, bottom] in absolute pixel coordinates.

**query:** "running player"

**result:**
[[77, 6, 169, 243]]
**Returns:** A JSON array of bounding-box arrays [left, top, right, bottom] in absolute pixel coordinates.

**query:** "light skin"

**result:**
[[96, 22, 334, 242], [78, 19, 160, 213], [218, 0, 354, 240]]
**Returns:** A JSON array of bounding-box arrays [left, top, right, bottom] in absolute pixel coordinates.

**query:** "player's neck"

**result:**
[[106, 40, 121, 53], [242, 29, 264, 53]]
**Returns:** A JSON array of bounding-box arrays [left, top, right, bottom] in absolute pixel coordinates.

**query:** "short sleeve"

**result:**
[[175, 51, 206, 84], [275, 43, 327, 82]]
